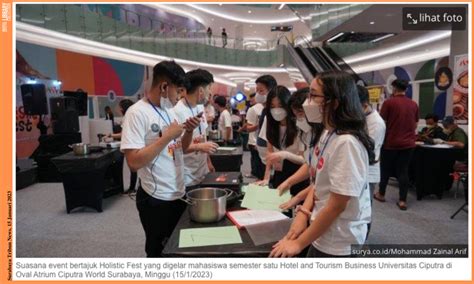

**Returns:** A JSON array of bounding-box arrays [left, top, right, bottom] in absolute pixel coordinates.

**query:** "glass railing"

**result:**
[[16, 4, 284, 67]]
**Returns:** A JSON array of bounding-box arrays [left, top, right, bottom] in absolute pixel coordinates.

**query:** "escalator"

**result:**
[[286, 37, 365, 85]]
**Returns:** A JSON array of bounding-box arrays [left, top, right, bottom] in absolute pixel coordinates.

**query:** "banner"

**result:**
[[452, 54, 468, 124]]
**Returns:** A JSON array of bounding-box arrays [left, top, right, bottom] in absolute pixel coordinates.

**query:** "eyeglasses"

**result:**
[[308, 93, 325, 102]]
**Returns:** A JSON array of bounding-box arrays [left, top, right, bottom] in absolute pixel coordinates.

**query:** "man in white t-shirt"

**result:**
[[214, 96, 233, 143], [357, 86, 386, 236], [243, 93, 265, 179], [174, 69, 218, 190], [120, 61, 200, 257], [204, 102, 215, 136]]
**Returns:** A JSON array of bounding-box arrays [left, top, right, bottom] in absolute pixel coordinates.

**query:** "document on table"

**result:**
[[241, 185, 291, 211], [179, 226, 243, 248], [226, 209, 289, 229]]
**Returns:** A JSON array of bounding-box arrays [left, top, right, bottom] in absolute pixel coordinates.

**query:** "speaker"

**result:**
[[49, 97, 80, 134], [63, 91, 88, 116], [20, 84, 48, 115]]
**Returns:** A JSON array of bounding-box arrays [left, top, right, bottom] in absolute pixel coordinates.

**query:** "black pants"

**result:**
[[270, 159, 309, 196], [136, 187, 186, 257], [249, 145, 265, 180], [379, 148, 414, 202], [129, 172, 138, 191]]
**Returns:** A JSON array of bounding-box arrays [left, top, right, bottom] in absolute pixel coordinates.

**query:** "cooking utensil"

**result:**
[[181, 187, 233, 223], [69, 143, 90, 155]]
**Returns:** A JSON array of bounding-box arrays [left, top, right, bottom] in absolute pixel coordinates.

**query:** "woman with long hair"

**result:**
[[278, 88, 325, 210], [257, 86, 308, 196], [270, 71, 375, 257]]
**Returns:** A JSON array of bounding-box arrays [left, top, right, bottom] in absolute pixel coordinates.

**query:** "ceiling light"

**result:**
[[345, 31, 451, 64], [219, 3, 223, 6], [370, 33, 395, 43], [278, 4, 285, 10], [150, 4, 204, 24], [249, 25, 253, 28], [248, 10, 252, 14], [353, 48, 449, 73], [327, 32, 344, 43], [184, 3, 308, 24], [211, 18, 214, 21], [370, 21, 375, 25]]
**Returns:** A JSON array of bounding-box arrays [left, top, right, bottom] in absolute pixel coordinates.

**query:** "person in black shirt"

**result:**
[[417, 113, 446, 143]]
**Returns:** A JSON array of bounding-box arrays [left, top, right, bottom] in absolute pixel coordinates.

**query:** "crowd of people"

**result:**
[[106, 59, 468, 258]]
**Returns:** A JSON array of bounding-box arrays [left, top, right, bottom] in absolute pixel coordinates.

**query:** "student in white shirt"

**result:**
[[254, 75, 278, 166], [120, 61, 200, 257], [214, 96, 233, 143], [256, 86, 308, 196], [204, 101, 215, 136], [270, 71, 376, 258], [241, 93, 265, 179], [174, 69, 218, 190], [357, 85, 386, 236], [277, 88, 324, 209]]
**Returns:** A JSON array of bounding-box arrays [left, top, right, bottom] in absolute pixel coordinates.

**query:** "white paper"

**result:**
[[227, 209, 289, 228]]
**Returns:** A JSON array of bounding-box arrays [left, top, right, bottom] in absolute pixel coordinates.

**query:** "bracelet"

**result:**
[[295, 205, 311, 218]]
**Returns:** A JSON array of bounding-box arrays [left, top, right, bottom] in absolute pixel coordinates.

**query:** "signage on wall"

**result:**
[[367, 85, 384, 104], [452, 54, 468, 124], [435, 67, 453, 91]]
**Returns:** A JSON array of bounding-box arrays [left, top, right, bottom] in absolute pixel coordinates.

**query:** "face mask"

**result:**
[[255, 92, 267, 104], [296, 117, 311, 133], [303, 98, 323, 123], [160, 96, 174, 109], [270, 108, 287, 122]]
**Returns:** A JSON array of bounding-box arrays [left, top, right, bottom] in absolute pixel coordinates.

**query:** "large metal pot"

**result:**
[[69, 143, 90, 155], [181, 187, 233, 223]]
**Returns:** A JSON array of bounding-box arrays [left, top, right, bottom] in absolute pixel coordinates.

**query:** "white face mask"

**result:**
[[303, 98, 323, 123], [160, 96, 174, 109], [255, 92, 267, 104], [296, 117, 311, 133], [270, 108, 287, 122]]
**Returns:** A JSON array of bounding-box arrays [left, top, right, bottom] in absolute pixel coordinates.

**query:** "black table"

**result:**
[[209, 147, 243, 172], [52, 149, 124, 213], [162, 204, 275, 257], [413, 145, 460, 200]]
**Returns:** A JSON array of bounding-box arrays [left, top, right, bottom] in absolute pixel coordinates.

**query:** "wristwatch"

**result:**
[[295, 205, 311, 218]]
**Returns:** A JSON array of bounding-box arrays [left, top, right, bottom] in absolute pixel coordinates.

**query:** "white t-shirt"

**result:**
[[309, 130, 371, 256], [173, 99, 209, 187], [366, 110, 386, 183], [204, 104, 215, 136], [120, 98, 185, 201], [218, 109, 233, 141], [259, 116, 303, 154], [246, 103, 264, 146]]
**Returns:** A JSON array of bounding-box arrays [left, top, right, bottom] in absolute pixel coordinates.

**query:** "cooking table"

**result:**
[[51, 148, 123, 213], [161, 202, 276, 257]]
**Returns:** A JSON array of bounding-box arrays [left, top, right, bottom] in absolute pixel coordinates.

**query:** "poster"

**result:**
[[452, 54, 468, 124]]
